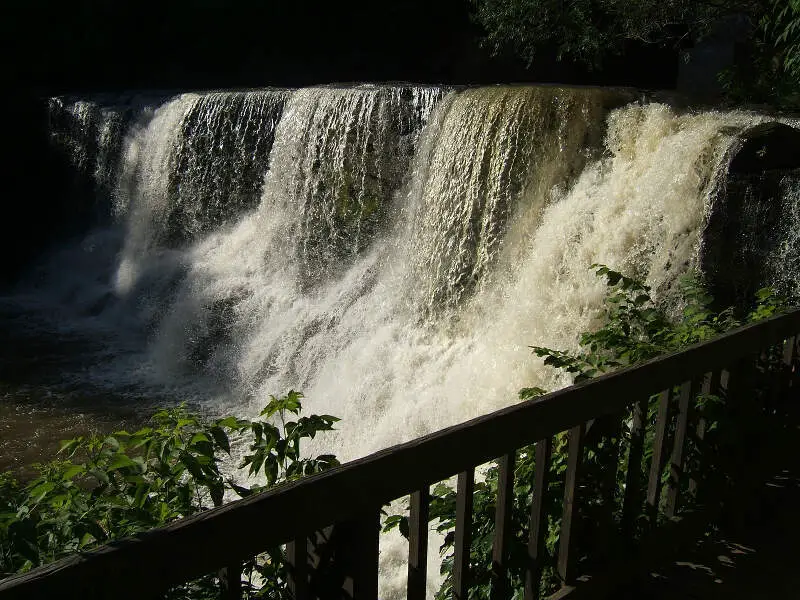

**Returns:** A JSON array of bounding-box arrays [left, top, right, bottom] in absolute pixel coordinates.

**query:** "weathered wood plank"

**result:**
[[689, 371, 719, 497], [621, 399, 648, 537], [219, 563, 242, 600], [491, 453, 517, 600], [407, 487, 430, 600], [665, 380, 694, 517], [453, 470, 475, 600], [524, 438, 552, 600], [2, 310, 799, 600], [557, 424, 586, 586], [597, 415, 622, 559], [340, 511, 380, 600], [777, 336, 796, 406], [783, 335, 796, 368], [793, 336, 800, 388], [286, 536, 309, 600], [646, 390, 672, 522]]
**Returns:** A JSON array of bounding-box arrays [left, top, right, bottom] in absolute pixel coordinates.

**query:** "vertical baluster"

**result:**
[[665, 380, 694, 518], [453, 469, 475, 600], [557, 423, 585, 586], [491, 453, 517, 600], [723, 357, 756, 407], [340, 511, 380, 600], [721, 356, 758, 527], [783, 335, 796, 368], [795, 335, 800, 367], [214, 491, 242, 600], [286, 536, 309, 600], [646, 389, 672, 522], [621, 399, 647, 538], [525, 438, 552, 600], [689, 371, 719, 497], [219, 563, 242, 600], [781, 336, 796, 401], [407, 487, 430, 600], [597, 415, 622, 560]]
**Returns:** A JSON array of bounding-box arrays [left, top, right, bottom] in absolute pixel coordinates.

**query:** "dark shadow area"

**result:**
[[618, 403, 800, 599], [2, 0, 682, 287], [8, 1, 680, 95], [702, 123, 800, 311]]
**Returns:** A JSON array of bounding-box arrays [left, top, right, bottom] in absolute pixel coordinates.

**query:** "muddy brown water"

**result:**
[[0, 304, 160, 478]]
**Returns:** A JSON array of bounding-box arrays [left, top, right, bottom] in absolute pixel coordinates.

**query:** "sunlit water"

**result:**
[[3, 85, 799, 598]]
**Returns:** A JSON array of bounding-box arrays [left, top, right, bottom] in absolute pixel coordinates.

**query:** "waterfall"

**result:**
[[166, 91, 290, 242], [34, 86, 786, 454], [401, 86, 632, 316], [261, 85, 443, 281], [771, 174, 800, 295], [48, 97, 132, 221], [30, 86, 793, 454], [9, 83, 800, 599], [113, 90, 290, 297]]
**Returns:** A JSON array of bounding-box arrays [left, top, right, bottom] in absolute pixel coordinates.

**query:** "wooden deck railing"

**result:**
[[1, 309, 799, 600]]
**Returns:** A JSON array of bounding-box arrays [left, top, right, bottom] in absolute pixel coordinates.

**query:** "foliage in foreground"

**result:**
[[0, 391, 339, 598], [2, 265, 795, 599], [387, 264, 794, 599]]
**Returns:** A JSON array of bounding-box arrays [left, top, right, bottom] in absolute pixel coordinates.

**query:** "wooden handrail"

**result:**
[[2, 308, 799, 599]]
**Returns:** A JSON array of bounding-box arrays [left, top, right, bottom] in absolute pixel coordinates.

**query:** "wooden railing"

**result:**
[[1, 309, 799, 600]]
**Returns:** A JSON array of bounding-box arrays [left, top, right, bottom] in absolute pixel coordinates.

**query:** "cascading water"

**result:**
[[48, 97, 133, 221], [770, 174, 800, 294], [261, 85, 443, 281], [166, 91, 290, 242], [5, 84, 800, 598], [402, 86, 632, 315]]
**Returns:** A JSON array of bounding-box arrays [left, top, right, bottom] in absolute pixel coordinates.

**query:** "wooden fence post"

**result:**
[[597, 415, 622, 560], [219, 563, 242, 600], [286, 536, 310, 600], [557, 424, 585, 586], [306, 512, 380, 599], [524, 438, 552, 600], [491, 453, 517, 600], [341, 512, 380, 600], [689, 371, 720, 499], [621, 399, 648, 537], [646, 390, 672, 523], [453, 470, 475, 600], [665, 380, 694, 518], [407, 487, 430, 600], [721, 356, 758, 527]]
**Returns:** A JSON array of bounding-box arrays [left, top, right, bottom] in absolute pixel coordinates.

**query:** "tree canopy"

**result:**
[[470, 0, 800, 106]]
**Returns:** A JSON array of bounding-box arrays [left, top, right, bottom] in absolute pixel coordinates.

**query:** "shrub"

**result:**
[[387, 264, 794, 598], [0, 391, 340, 599]]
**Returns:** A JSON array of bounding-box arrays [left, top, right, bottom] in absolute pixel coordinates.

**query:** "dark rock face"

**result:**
[[729, 123, 800, 174], [702, 123, 800, 311], [0, 95, 76, 287]]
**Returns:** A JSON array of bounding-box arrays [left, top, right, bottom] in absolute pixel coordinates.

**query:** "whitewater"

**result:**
[[7, 84, 800, 597]]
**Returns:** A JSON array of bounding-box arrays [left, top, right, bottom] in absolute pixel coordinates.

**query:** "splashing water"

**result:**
[[8, 85, 800, 599]]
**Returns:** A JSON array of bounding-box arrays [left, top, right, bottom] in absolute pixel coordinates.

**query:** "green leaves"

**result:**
[[260, 389, 304, 419], [518, 387, 547, 400], [208, 425, 231, 454], [382, 514, 409, 537], [388, 264, 797, 600], [1, 395, 341, 590], [239, 392, 340, 487]]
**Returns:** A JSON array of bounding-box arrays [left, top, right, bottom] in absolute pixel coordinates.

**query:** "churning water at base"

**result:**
[[7, 84, 800, 598]]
